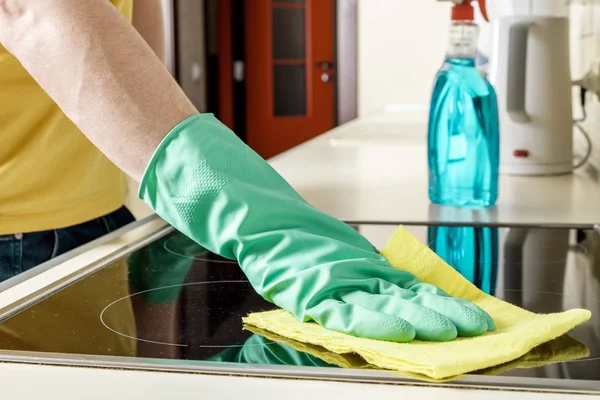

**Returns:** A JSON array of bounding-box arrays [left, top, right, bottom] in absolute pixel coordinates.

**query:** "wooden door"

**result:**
[[244, 0, 336, 159]]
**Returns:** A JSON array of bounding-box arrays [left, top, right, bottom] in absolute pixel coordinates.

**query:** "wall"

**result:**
[[571, 2, 600, 170], [338, 0, 359, 124], [357, 0, 451, 117]]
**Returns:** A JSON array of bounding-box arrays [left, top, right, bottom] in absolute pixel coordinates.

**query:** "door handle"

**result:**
[[316, 61, 335, 70], [191, 62, 203, 83]]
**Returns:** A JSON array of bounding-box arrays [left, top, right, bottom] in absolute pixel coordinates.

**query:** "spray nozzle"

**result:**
[[477, 0, 489, 21], [441, 0, 489, 22]]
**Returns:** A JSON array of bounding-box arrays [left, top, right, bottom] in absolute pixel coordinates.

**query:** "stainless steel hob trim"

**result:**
[[0, 217, 175, 322], [0, 219, 597, 394], [344, 220, 599, 230], [0, 214, 164, 294], [0, 350, 599, 395]]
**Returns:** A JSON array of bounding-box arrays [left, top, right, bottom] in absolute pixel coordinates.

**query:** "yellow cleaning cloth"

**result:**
[[243, 225, 592, 380], [244, 325, 589, 382]]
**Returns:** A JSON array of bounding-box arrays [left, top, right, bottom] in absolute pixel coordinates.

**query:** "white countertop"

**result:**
[[269, 107, 600, 227], [0, 217, 592, 399]]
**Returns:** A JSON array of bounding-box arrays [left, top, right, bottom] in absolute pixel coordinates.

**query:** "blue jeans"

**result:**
[[0, 206, 135, 283]]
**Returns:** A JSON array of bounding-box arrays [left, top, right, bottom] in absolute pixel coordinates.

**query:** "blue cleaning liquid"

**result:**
[[427, 225, 498, 295], [428, 58, 499, 207]]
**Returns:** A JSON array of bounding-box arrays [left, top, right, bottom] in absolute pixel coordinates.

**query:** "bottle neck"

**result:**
[[445, 21, 479, 60]]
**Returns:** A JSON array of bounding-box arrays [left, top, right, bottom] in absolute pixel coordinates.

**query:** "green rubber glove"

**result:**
[[139, 114, 495, 342]]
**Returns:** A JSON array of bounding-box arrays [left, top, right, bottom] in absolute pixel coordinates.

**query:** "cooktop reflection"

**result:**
[[1, 223, 600, 382]]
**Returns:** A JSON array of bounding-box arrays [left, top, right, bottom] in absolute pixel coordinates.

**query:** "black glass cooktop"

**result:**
[[0, 223, 599, 384]]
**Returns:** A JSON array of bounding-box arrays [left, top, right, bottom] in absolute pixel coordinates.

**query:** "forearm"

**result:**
[[0, 0, 196, 181]]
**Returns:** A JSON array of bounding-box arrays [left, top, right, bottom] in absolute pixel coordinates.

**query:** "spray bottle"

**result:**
[[428, 0, 499, 207]]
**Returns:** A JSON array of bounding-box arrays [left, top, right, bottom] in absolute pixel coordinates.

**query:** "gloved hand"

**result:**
[[139, 114, 495, 342]]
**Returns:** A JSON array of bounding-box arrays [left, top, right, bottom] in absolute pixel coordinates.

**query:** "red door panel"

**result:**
[[245, 0, 336, 159]]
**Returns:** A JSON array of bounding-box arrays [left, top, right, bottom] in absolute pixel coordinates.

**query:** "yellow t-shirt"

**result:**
[[0, 0, 134, 235]]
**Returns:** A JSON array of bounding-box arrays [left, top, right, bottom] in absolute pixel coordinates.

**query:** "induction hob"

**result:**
[[0, 222, 599, 394]]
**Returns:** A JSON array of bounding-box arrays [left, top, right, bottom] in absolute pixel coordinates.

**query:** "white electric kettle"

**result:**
[[488, 16, 574, 175]]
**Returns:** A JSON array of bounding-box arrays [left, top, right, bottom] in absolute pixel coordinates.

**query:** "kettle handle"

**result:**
[[506, 21, 532, 123]]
